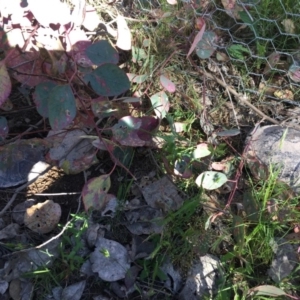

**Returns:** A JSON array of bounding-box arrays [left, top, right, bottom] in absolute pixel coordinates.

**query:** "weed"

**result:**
[[24, 213, 89, 296], [217, 166, 300, 298]]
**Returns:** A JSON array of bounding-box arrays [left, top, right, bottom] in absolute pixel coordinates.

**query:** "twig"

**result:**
[[2, 219, 71, 258], [29, 192, 81, 197], [0, 119, 44, 146], [188, 58, 300, 131]]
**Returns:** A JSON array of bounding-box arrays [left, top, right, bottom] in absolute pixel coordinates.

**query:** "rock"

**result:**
[[268, 238, 298, 283], [246, 125, 300, 194], [24, 200, 61, 234], [178, 254, 222, 300]]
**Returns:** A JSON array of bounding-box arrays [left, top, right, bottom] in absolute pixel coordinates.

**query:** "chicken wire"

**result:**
[[198, 0, 300, 104], [135, 0, 300, 108]]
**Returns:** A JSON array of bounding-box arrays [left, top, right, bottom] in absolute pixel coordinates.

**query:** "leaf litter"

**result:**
[[0, 0, 300, 299]]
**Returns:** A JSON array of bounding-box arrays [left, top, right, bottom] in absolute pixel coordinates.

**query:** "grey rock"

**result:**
[[268, 238, 298, 283], [178, 254, 222, 300], [247, 125, 300, 193]]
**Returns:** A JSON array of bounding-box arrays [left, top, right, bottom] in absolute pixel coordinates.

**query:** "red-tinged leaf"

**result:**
[[160, 75, 176, 93], [247, 285, 287, 297], [67, 31, 90, 52], [0, 61, 11, 107], [48, 85, 76, 130], [86, 64, 130, 97], [211, 162, 227, 171], [33, 81, 57, 118], [187, 22, 206, 58], [0, 116, 8, 141], [6, 49, 48, 87], [263, 52, 280, 74], [150, 91, 169, 119], [137, 116, 159, 141], [47, 129, 98, 174], [81, 175, 112, 211], [288, 64, 300, 83], [72, 110, 95, 128], [195, 17, 205, 30], [112, 116, 145, 147], [116, 15, 132, 51], [92, 138, 115, 151]]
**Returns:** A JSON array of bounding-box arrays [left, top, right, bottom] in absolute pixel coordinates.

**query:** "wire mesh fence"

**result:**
[[200, 0, 300, 105], [134, 0, 300, 116]]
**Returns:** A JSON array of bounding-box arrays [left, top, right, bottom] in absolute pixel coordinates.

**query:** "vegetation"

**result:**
[[0, 0, 300, 299]]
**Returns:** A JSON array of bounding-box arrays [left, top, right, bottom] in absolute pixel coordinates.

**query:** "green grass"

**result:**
[[23, 213, 89, 297]]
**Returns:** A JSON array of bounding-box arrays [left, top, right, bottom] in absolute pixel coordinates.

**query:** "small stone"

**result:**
[[24, 200, 61, 234]]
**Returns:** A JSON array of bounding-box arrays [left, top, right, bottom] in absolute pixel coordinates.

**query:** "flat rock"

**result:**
[[246, 125, 300, 194], [178, 254, 221, 300]]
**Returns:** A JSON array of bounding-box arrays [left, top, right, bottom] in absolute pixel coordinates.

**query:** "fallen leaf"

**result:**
[[160, 74, 176, 93], [116, 15, 132, 50], [90, 237, 130, 281], [281, 19, 295, 34], [187, 21, 206, 58]]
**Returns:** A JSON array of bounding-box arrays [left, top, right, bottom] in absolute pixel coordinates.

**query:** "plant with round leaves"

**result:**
[[195, 171, 228, 190]]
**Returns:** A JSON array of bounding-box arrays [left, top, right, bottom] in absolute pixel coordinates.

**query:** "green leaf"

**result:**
[[33, 81, 57, 118], [48, 84, 76, 130], [239, 11, 258, 37], [227, 44, 250, 60], [85, 40, 119, 66], [195, 171, 227, 190], [87, 64, 130, 96], [127, 73, 149, 84], [81, 175, 113, 211], [131, 46, 147, 63], [247, 285, 287, 297], [150, 91, 169, 119], [195, 31, 217, 59], [192, 143, 211, 159]]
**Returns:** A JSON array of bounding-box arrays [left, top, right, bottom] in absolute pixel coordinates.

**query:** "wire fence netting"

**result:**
[[135, 0, 300, 117]]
